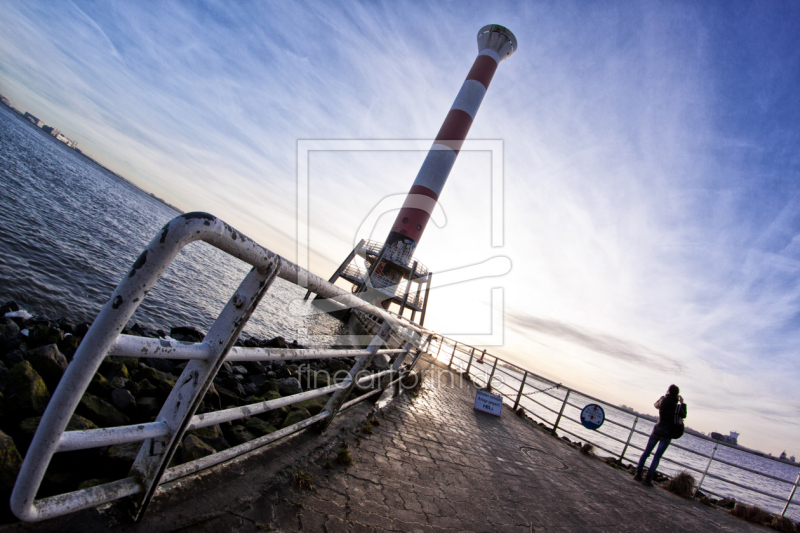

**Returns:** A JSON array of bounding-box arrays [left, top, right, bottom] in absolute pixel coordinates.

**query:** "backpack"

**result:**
[[671, 402, 687, 439]]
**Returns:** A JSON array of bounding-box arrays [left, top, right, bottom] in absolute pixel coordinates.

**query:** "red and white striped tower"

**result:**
[[364, 25, 516, 308], [382, 24, 517, 259]]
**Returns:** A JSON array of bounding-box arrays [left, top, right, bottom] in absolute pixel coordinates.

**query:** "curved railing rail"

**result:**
[[10, 213, 428, 522], [427, 334, 800, 519]]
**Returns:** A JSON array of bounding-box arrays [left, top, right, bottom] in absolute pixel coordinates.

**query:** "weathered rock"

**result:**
[[137, 396, 160, 418], [26, 344, 68, 391], [17, 414, 97, 454], [88, 372, 114, 396], [248, 373, 269, 388], [103, 361, 129, 381], [136, 379, 157, 396], [294, 397, 328, 416], [278, 377, 302, 397], [224, 425, 256, 445], [261, 336, 288, 349], [231, 365, 248, 375], [245, 417, 277, 437], [0, 429, 23, 490], [4, 349, 25, 368], [263, 390, 282, 402], [78, 478, 113, 490], [170, 326, 205, 342], [6, 360, 51, 419], [111, 388, 137, 411], [0, 302, 20, 315], [102, 442, 141, 478], [109, 376, 129, 391], [282, 408, 312, 428], [144, 357, 176, 374], [0, 360, 7, 392], [27, 324, 63, 350], [133, 366, 176, 399], [57, 334, 81, 359], [327, 359, 350, 373], [77, 393, 130, 427], [55, 317, 76, 335], [179, 434, 216, 463], [187, 425, 230, 452]]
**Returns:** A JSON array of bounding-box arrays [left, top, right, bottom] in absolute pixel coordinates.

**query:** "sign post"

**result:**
[[474, 389, 502, 416]]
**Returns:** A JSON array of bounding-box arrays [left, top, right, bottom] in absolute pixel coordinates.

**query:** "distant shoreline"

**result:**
[[1, 101, 183, 215]]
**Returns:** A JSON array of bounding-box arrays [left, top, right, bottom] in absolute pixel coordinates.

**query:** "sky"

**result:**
[[1, 0, 799, 455]]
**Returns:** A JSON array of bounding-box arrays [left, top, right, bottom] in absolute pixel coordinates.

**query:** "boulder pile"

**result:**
[[0, 300, 379, 517]]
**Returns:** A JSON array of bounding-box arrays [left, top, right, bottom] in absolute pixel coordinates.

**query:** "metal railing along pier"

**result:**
[[429, 335, 800, 519], [10, 213, 427, 522]]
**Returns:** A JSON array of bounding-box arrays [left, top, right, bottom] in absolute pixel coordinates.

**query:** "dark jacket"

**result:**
[[653, 393, 685, 439]]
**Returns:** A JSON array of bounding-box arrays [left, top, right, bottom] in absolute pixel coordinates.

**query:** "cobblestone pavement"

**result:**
[[179, 356, 769, 532]]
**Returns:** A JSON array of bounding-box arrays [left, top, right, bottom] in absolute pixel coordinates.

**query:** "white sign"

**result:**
[[474, 390, 503, 416]]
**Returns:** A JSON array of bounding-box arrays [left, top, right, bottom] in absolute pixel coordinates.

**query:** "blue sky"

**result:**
[[1, 1, 799, 455]]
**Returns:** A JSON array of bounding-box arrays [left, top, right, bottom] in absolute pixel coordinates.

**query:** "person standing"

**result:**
[[634, 384, 686, 486]]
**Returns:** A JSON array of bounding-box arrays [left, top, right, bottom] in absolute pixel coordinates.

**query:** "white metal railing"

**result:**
[[10, 213, 428, 522], [430, 335, 800, 519]]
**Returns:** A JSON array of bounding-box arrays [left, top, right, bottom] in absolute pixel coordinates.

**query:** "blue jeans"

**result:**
[[637, 433, 671, 478]]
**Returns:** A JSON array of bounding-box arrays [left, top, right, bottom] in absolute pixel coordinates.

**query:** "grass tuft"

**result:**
[[337, 445, 353, 466], [768, 515, 797, 533], [291, 468, 315, 491], [664, 470, 696, 498], [360, 421, 373, 435], [730, 503, 771, 525], [580, 443, 593, 455]]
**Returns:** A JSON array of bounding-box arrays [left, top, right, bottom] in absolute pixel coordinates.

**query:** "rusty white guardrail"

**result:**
[[430, 335, 800, 519], [10, 213, 429, 522]]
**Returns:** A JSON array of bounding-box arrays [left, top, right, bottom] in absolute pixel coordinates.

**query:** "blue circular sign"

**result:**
[[580, 404, 605, 430]]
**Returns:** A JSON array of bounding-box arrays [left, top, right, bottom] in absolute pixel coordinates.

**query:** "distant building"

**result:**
[[23, 112, 43, 128], [42, 125, 55, 135], [780, 451, 787, 460], [0, 95, 9, 106]]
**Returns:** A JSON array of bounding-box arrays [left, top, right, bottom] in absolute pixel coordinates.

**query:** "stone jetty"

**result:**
[[0, 331, 783, 531]]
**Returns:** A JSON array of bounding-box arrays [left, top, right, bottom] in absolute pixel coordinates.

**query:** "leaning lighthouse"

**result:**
[[314, 25, 517, 324]]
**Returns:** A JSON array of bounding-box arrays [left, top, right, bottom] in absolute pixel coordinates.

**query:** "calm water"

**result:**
[[0, 104, 344, 344], [443, 342, 800, 520]]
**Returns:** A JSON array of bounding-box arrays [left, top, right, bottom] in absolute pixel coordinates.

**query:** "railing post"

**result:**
[[448, 341, 458, 368], [435, 336, 443, 359], [464, 347, 475, 376], [781, 471, 800, 517], [513, 371, 528, 410], [320, 322, 392, 432], [694, 442, 719, 498], [619, 416, 639, 463], [487, 358, 498, 390], [552, 390, 571, 434]]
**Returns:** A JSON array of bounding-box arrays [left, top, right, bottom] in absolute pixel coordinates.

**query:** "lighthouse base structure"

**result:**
[[306, 239, 433, 328]]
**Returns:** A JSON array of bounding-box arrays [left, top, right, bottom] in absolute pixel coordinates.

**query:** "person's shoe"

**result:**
[[642, 477, 654, 487], [633, 472, 643, 482]]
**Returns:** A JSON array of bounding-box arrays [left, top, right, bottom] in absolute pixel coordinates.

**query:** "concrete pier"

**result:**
[[5, 355, 769, 532]]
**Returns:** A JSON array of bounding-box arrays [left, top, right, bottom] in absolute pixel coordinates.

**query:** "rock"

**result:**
[[109, 377, 129, 391], [136, 379, 157, 396], [6, 361, 51, 419], [0, 429, 23, 490], [248, 373, 269, 388], [137, 397, 160, 418], [224, 425, 256, 445], [16, 414, 98, 455], [230, 365, 248, 375], [261, 336, 288, 349], [55, 317, 76, 335], [0, 302, 20, 315], [170, 326, 205, 342], [74, 322, 92, 337], [103, 442, 142, 477], [213, 385, 241, 408], [27, 325, 63, 350], [180, 434, 216, 463], [111, 388, 137, 411], [0, 360, 7, 391], [78, 478, 113, 490], [282, 408, 312, 428], [57, 334, 81, 359], [77, 393, 130, 427], [179, 434, 216, 463], [187, 425, 230, 452], [263, 390, 282, 402], [103, 361, 129, 381], [245, 418, 277, 437], [294, 397, 328, 416], [242, 383, 260, 397], [4, 349, 25, 368], [133, 366, 176, 399], [89, 372, 114, 396], [327, 360, 350, 373], [144, 358, 176, 374], [718, 497, 736, 509], [243, 337, 259, 348], [278, 378, 302, 397], [26, 344, 68, 391]]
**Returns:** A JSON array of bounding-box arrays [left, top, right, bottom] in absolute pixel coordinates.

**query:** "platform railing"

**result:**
[[11, 213, 427, 523], [428, 335, 800, 519]]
